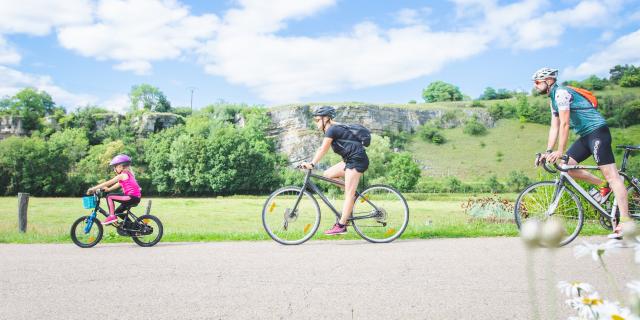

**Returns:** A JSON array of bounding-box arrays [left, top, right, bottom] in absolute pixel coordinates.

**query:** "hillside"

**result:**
[[408, 119, 640, 180]]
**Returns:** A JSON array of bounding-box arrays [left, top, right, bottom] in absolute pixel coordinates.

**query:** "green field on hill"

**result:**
[[408, 119, 640, 180]]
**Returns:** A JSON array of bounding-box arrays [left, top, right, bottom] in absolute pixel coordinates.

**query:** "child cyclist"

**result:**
[[301, 106, 369, 235], [86, 154, 142, 225]]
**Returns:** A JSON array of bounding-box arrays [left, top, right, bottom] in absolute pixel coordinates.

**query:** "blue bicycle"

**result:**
[[70, 190, 163, 248]]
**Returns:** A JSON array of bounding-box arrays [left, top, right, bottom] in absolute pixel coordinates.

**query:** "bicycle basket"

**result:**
[[82, 196, 96, 209]]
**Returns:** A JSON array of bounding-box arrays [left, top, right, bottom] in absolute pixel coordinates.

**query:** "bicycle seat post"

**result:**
[[621, 149, 631, 173]]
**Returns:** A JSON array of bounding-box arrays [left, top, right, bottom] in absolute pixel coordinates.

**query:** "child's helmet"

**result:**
[[109, 154, 132, 166]]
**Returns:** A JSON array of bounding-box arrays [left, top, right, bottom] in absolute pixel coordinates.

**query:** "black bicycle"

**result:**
[[514, 145, 640, 246], [70, 190, 163, 248], [262, 166, 409, 245]]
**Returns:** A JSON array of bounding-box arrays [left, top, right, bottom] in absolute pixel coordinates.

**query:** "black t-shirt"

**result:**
[[325, 124, 365, 160]]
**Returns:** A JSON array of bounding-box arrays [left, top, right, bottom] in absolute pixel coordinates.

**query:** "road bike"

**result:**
[[514, 145, 640, 246], [262, 166, 409, 245]]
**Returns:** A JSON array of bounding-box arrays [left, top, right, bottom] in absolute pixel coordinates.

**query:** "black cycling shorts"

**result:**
[[344, 152, 369, 173], [567, 126, 615, 166]]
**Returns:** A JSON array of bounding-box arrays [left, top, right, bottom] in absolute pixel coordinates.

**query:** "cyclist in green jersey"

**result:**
[[533, 67, 634, 239]]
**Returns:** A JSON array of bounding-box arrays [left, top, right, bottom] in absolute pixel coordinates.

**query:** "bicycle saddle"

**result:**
[[616, 145, 640, 151]]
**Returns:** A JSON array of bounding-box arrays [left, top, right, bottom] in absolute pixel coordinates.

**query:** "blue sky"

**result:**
[[0, 0, 639, 112]]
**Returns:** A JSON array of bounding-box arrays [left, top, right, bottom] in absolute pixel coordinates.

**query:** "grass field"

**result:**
[[408, 119, 640, 180], [0, 194, 609, 244]]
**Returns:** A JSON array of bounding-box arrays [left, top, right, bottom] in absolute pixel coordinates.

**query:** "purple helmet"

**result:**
[[109, 154, 131, 166]]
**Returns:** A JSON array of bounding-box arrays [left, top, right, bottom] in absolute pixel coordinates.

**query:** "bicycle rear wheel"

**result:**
[[351, 185, 409, 243], [262, 186, 321, 245], [626, 185, 640, 221], [131, 215, 163, 247], [514, 181, 583, 247]]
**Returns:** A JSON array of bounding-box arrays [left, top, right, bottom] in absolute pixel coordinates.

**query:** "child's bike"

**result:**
[[70, 190, 163, 248]]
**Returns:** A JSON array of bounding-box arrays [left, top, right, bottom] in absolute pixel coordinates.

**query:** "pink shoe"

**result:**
[[102, 215, 118, 225], [324, 223, 347, 235]]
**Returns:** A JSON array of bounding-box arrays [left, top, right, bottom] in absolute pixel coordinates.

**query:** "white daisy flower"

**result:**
[[567, 292, 603, 319], [558, 281, 594, 298], [592, 302, 639, 320], [574, 240, 623, 262]]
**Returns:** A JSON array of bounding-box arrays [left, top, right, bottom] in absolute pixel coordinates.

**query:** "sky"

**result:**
[[0, 0, 639, 112]]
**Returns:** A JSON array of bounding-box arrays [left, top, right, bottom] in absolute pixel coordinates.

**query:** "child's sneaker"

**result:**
[[102, 215, 118, 225], [324, 223, 347, 235]]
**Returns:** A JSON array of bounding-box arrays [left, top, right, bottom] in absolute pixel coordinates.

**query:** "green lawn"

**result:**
[[0, 194, 609, 244]]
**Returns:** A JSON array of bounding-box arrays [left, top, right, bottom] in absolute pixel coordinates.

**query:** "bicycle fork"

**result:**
[[546, 179, 565, 217]]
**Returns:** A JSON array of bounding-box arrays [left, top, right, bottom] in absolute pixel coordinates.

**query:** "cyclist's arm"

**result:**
[[546, 114, 560, 152], [310, 137, 333, 166], [89, 176, 120, 192], [104, 183, 122, 193], [557, 110, 570, 154]]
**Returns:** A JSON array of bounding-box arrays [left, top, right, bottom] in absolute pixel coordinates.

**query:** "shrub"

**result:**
[[463, 117, 487, 136]]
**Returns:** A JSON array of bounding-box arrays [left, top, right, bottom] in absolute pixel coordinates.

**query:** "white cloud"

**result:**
[[0, 37, 20, 64], [198, 0, 490, 103], [564, 28, 640, 78], [57, 0, 219, 74], [0, 65, 97, 108], [102, 93, 131, 113], [0, 0, 93, 35], [393, 7, 432, 26]]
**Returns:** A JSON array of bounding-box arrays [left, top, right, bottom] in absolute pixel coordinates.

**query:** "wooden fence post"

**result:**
[[18, 193, 29, 233]]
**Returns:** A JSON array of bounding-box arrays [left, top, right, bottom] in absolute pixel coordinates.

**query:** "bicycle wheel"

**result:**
[[70, 215, 103, 248], [514, 181, 583, 247], [262, 186, 321, 245], [626, 185, 640, 220], [131, 215, 163, 247], [351, 185, 409, 243]]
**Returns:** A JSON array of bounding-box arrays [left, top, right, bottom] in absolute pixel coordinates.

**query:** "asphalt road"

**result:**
[[0, 237, 637, 319]]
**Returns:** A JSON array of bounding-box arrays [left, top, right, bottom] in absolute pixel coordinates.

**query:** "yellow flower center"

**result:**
[[581, 297, 603, 305], [611, 315, 625, 320]]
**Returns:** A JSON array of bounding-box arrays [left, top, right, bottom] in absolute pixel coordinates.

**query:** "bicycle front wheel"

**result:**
[[514, 181, 583, 247], [351, 185, 409, 243], [70, 215, 103, 248], [262, 186, 321, 245]]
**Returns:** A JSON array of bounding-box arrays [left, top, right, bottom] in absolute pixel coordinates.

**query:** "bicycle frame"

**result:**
[[290, 169, 381, 221], [83, 193, 141, 234], [549, 161, 640, 221]]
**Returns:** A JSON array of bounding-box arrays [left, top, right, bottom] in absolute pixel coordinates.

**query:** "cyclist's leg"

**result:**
[[339, 168, 363, 225], [106, 194, 132, 216], [600, 164, 629, 218], [323, 161, 346, 180], [592, 130, 630, 219], [566, 136, 603, 185]]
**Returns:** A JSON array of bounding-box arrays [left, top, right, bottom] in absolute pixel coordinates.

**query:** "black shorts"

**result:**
[[567, 126, 615, 166], [344, 152, 369, 173]]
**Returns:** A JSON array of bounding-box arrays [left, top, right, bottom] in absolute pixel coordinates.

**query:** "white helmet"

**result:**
[[532, 67, 558, 81]]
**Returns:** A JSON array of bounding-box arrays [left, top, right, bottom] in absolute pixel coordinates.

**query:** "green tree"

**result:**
[[505, 170, 531, 192], [4, 88, 56, 131], [422, 81, 464, 103], [0, 136, 67, 195], [130, 84, 172, 112], [385, 153, 421, 192], [480, 87, 497, 100]]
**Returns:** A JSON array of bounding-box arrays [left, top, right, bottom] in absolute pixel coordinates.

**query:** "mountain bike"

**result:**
[[70, 190, 163, 248], [262, 166, 409, 245], [514, 145, 640, 246]]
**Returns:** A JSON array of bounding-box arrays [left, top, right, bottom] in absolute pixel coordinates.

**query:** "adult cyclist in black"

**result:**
[[534, 67, 633, 239], [301, 106, 369, 235]]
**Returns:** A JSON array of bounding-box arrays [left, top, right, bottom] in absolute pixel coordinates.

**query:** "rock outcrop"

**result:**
[[0, 116, 26, 140], [267, 104, 494, 162], [132, 112, 184, 135]]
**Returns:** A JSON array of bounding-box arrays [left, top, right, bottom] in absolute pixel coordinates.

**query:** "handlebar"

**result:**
[[535, 153, 570, 173]]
